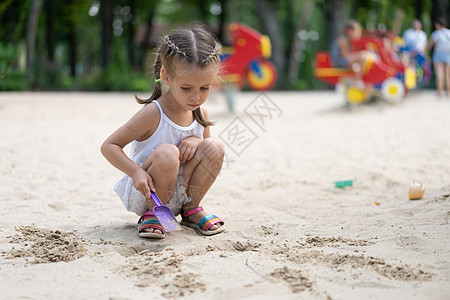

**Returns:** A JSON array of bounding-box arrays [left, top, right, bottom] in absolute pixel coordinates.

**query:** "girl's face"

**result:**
[[347, 25, 361, 40], [162, 61, 219, 111]]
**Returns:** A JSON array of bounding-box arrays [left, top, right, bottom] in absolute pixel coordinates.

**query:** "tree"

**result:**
[[326, 0, 344, 45], [124, 0, 136, 69], [256, 0, 285, 88], [66, 0, 77, 77], [101, 0, 114, 68], [415, 0, 423, 19], [432, 0, 446, 29], [286, 0, 315, 84], [217, 0, 227, 43], [138, 2, 158, 71], [26, 0, 42, 85], [45, 0, 54, 62]]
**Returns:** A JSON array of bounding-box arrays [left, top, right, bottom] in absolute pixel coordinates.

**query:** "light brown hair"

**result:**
[[136, 26, 221, 127]]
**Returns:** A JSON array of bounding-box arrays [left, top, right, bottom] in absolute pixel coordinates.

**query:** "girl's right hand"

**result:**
[[131, 168, 155, 200]]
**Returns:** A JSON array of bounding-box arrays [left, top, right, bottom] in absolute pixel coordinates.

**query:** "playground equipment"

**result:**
[[398, 46, 431, 87], [220, 23, 277, 91], [314, 33, 428, 104]]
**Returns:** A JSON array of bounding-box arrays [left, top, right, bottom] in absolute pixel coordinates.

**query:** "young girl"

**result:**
[[426, 17, 450, 98], [331, 20, 371, 80], [101, 27, 225, 239]]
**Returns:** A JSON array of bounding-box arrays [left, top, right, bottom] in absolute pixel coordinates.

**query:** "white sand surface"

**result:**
[[0, 91, 449, 299]]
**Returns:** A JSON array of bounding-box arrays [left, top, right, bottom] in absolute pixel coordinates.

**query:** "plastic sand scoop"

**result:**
[[150, 191, 181, 232]]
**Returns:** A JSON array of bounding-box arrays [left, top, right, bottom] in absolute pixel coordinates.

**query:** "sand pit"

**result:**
[[0, 91, 449, 299]]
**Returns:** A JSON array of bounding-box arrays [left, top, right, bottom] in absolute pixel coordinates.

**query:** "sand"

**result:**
[[0, 90, 449, 299]]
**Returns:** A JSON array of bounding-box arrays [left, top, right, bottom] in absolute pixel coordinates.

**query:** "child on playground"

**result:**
[[331, 20, 369, 74], [101, 26, 225, 239], [426, 17, 450, 98], [331, 20, 374, 89]]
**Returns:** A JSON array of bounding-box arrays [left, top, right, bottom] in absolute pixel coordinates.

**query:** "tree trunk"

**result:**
[[68, 20, 76, 77], [283, 0, 295, 60], [45, 0, 54, 62], [197, 0, 209, 23], [432, 0, 446, 30], [101, 0, 114, 68], [126, 0, 135, 69], [26, 0, 42, 84], [447, 1, 450, 27], [256, 0, 285, 89], [217, 0, 227, 44], [326, 0, 343, 47], [286, 0, 315, 83], [415, 0, 423, 20], [138, 4, 157, 72]]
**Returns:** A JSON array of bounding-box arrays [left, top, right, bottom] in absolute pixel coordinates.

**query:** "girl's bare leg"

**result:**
[[434, 62, 444, 97], [445, 64, 450, 98], [181, 138, 225, 231], [140, 144, 180, 234]]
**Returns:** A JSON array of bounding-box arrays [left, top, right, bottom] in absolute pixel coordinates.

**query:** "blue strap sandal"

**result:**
[[180, 207, 225, 236]]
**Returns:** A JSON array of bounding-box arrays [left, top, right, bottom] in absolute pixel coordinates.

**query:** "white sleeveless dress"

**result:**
[[113, 100, 204, 216]]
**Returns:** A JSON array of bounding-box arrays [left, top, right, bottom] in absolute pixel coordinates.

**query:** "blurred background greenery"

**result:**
[[0, 0, 446, 91]]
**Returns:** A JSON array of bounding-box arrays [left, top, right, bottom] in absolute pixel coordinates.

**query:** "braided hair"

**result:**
[[136, 26, 222, 127]]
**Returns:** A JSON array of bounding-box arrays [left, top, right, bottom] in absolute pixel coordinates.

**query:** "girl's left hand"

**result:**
[[178, 136, 202, 163]]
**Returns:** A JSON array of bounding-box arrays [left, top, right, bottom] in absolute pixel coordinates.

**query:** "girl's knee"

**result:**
[[198, 137, 225, 160], [152, 144, 180, 169]]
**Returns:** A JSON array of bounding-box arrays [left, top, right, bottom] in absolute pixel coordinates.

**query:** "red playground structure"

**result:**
[[220, 23, 277, 91], [314, 34, 417, 104]]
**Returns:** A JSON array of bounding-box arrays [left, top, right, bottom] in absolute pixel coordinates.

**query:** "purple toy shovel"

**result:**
[[150, 191, 181, 232]]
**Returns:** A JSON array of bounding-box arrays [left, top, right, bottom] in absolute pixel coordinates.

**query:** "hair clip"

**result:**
[[155, 78, 161, 83]]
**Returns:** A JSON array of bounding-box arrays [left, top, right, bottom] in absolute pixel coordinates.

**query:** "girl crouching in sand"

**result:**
[[101, 27, 225, 239]]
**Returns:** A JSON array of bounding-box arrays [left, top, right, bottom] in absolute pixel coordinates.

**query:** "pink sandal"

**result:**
[[180, 207, 225, 236], [137, 211, 165, 239]]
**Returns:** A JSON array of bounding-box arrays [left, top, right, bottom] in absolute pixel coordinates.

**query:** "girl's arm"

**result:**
[[101, 103, 160, 196], [338, 37, 349, 58], [177, 106, 211, 162], [425, 36, 435, 53]]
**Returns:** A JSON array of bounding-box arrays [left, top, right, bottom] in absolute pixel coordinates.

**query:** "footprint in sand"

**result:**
[[396, 236, 429, 252], [48, 202, 67, 211]]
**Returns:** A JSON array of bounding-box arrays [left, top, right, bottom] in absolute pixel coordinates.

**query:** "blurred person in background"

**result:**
[[403, 19, 427, 54], [426, 17, 450, 98]]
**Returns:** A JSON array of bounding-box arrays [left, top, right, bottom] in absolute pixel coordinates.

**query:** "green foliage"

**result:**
[[80, 68, 149, 92], [31, 58, 72, 90], [226, 0, 261, 30], [0, 0, 442, 91], [0, 0, 29, 43], [0, 43, 27, 91], [80, 39, 149, 92]]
